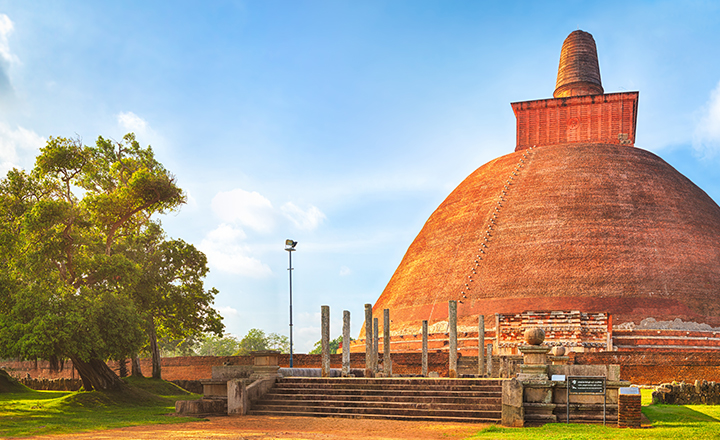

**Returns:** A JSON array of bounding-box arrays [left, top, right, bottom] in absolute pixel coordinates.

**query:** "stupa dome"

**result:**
[[373, 142, 720, 333], [368, 30, 720, 341]]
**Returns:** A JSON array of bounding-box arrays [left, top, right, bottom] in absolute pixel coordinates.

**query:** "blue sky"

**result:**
[[1, 1, 720, 353]]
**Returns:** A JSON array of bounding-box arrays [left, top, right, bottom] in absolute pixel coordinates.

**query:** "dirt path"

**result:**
[[24, 416, 489, 440]]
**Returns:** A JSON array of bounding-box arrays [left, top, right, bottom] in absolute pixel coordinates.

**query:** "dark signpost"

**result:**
[[567, 376, 606, 424]]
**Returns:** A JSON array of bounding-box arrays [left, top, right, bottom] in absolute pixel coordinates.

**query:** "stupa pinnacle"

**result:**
[[554, 30, 604, 98]]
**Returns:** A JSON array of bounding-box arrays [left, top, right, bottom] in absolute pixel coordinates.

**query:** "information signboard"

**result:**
[[568, 377, 605, 394], [566, 376, 607, 424]]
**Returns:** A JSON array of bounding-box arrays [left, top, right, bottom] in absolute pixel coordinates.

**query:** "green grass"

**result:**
[[465, 388, 720, 440], [0, 377, 205, 438]]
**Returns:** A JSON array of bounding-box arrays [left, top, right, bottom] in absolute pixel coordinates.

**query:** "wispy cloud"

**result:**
[[281, 202, 326, 231], [198, 223, 272, 277], [0, 14, 17, 96], [117, 111, 148, 134], [0, 123, 45, 175], [693, 80, 720, 159], [339, 266, 351, 276], [217, 305, 239, 318], [212, 188, 276, 233]]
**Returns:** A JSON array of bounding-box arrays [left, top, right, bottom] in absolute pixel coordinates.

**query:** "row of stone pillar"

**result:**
[[320, 300, 494, 378]]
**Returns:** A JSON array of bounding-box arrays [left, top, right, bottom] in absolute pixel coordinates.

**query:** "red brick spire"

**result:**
[[554, 30, 604, 98]]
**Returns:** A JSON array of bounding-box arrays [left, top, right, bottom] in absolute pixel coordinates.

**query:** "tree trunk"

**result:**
[[148, 317, 162, 379], [71, 356, 125, 391], [131, 355, 143, 377]]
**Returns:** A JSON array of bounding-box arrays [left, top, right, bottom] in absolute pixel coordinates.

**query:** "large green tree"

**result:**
[[0, 134, 214, 391], [124, 221, 223, 378]]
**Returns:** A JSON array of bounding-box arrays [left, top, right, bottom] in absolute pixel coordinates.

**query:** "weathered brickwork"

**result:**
[[512, 92, 638, 151], [618, 394, 641, 428], [495, 311, 610, 354], [369, 142, 720, 337]]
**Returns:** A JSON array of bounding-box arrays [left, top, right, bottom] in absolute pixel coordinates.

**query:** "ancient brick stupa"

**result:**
[[358, 30, 720, 355]]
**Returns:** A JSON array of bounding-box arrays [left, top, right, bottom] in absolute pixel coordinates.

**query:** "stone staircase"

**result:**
[[248, 377, 503, 423]]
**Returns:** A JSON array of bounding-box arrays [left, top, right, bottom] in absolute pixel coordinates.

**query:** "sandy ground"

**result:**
[[23, 416, 488, 440]]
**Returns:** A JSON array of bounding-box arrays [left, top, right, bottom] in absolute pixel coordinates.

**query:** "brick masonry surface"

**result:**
[[4, 350, 720, 385], [618, 394, 641, 428]]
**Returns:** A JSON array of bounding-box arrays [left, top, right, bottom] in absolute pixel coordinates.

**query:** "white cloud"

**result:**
[[217, 306, 239, 318], [0, 14, 17, 65], [281, 202, 326, 231], [211, 188, 276, 233], [339, 266, 351, 276], [117, 111, 148, 134], [0, 123, 45, 175], [693, 80, 720, 158], [198, 223, 272, 278]]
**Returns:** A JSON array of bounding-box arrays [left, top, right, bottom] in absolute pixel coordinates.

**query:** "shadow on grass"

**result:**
[[0, 378, 204, 438]]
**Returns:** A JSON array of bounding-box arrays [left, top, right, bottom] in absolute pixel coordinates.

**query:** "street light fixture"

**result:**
[[285, 239, 297, 367]]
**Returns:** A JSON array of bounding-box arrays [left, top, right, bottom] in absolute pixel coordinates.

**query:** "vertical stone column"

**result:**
[[364, 304, 373, 376], [422, 320, 428, 377], [448, 300, 457, 378], [342, 310, 350, 377], [321, 305, 330, 377], [478, 315, 485, 377], [373, 317, 379, 372], [486, 343, 493, 377], [383, 308, 391, 376]]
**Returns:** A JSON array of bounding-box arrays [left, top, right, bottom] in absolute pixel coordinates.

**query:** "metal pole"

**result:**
[[288, 249, 294, 368]]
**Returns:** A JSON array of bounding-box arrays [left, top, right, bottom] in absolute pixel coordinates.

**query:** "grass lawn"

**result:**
[[467, 389, 720, 439], [0, 376, 205, 438]]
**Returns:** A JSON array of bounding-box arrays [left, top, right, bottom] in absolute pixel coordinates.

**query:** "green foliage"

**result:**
[[235, 328, 289, 355], [0, 133, 221, 390], [309, 335, 351, 355], [0, 378, 202, 437], [195, 334, 240, 356]]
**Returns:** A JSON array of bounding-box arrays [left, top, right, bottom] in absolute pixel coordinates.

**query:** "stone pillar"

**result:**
[[383, 308, 392, 376], [448, 300, 457, 378], [422, 320, 428, 377], [342, 310, 350, 377], [364, 304, 373, 376], [501, 378, 524, 427], [227, 378, 247, 415], [478, 315, 485, 377], [373, 317, 379, 372], [321, 305, 330, 377], [486, 343, 493, 377]]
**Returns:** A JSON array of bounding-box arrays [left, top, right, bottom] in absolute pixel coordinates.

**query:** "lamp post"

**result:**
[[285, 239, 298, 368]]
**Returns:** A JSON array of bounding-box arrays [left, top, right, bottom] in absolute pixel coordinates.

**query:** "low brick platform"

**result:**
[[248, 377, 503, 423]]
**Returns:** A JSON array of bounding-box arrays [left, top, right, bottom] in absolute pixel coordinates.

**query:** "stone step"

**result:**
[[271, 387, 500, 398], [248, 377, 503, 423], [279, 377, 502, 386], [262, 392, 501, 405], [254, 398, 501, 411], [248, 403, 501, 419], [274, 382, 501, 392], [246, 410, 500, 424]]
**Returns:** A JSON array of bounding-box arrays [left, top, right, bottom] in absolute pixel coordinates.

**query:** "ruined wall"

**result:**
[[652, 380, 720, 405]]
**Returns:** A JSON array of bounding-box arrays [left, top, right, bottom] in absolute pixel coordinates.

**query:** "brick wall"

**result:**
[[2, 351, 453, 381], [5, 350, 720, 384]]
